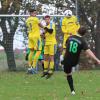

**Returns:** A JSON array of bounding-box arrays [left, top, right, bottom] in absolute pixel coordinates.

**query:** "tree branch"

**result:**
[[96, 0, 100, 30], [0, 40, 4, 47], [0, 18, 8, 42], [10, 17, 18, 36], [71, 0, 94, 29]]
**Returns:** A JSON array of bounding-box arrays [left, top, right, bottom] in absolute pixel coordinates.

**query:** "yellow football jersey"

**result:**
[[61, 15, 80, 35], [61, 15, 80, 48], [45, 23, 57, 45], [26, 16, 40, 37]]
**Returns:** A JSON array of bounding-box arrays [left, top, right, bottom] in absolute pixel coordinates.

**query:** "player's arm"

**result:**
[[61, 19, 68, 34], [38, 23, 44, 28], [38, 21, 53, 34], [44, 23, 55, 34], [44, 27, 53, 34], [82, 38, 100, 64], [75, 17, 80, 30], [35, 17, 45, 28], [85, 49, 100, 64]]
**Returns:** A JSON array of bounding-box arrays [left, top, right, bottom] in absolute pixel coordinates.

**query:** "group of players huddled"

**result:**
[[25, 9, 100, 95]]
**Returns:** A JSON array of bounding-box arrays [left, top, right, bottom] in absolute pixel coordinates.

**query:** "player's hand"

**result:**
[[44, 27, 53, 34], [47, 29, 53, 34], [69, 33, 72, 35], [44, 27, 48, 32], [97, 60, 100, 65]]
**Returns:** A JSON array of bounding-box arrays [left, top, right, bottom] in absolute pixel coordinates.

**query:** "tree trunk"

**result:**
[[95, 0, 100, 59], [4, 35, 16, 71], [95, 27, 100, 67], [5, 48, 16, 71], [95, 32, 100, 59], [0, 0, 22, 71]]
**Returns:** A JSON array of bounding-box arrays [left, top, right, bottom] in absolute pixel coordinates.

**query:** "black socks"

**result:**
[[67, 75, 75, 92]]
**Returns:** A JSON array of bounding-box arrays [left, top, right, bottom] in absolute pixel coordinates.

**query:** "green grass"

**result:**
[[0, 70, 100, 100]]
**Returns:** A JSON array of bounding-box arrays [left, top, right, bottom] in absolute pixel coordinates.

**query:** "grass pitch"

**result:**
[[0, 70, 100, 100]]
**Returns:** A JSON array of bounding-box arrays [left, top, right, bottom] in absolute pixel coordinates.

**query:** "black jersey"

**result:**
[[64, 35, 89, 66]]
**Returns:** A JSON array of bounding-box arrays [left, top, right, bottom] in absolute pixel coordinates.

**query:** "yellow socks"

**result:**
[[44, 60, 49, 72], [32, 51, 41, 68], [49, 61, 54, 70], [28, 50, 34, 67]]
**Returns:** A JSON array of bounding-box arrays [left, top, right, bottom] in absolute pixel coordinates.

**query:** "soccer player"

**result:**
[[26, 9, 43, 74], [61, 10, 80, 58], [41, 15, 57, 79], [62, 26, 100, 95]]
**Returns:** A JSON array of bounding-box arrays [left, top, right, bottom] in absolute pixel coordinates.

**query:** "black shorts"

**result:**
[[64, 62, 77, 74], [63, 57, 78, 74], [64, 64, 72, 74]]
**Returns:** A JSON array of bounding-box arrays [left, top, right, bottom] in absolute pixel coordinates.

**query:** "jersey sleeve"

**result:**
[[61, 18, 68, 34], [82, 39, 89, 50], [35, 17, 40, 24]]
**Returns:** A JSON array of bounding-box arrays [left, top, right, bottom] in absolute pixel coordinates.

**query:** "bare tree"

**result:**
[[0, 0, 22, 71]]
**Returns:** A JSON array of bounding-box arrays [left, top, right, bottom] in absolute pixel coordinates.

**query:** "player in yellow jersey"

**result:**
[[26, 9, 43, 74], [62, 10, 80, 49], [41, 15, 57, 79], [60, 10, 80, 64]]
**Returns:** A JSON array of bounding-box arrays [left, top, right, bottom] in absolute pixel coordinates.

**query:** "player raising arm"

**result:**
[[41, 15, 57, 79], [62, 26, 100, 95], [26, 9, 44, 74], [61, 10, 80, 54]]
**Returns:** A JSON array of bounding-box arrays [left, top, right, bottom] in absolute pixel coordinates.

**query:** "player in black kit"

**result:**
[[62, 26, 100, 95]]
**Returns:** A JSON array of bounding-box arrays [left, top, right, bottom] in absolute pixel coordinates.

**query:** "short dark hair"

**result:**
[[29, 9, 36, 13], [44, 15, 50, 19], [78, 26, 87, 36]]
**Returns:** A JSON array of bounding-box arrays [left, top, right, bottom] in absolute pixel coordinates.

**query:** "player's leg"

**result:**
[[27, 37, 35, 74], [67, 73, 75, 95], [49, 44, 56, 71], [41, 45, 49, 77], [28, 49, 34, 66], [32, 50, 41, 73], [41, 54, 49, 77], [32, 37, 42, 73], [46, 55, 54, 79], [64, 64, 75, 95], [27, 48, 34, 74], [38, 54, 44, 70], [46, 44, 55, 79]]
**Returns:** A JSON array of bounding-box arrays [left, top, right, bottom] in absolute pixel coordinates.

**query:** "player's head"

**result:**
[[64, 10, 72, 18], [78, 26, 87, 36], [44, 15, 50, 25], [29, 9, 37, 16]]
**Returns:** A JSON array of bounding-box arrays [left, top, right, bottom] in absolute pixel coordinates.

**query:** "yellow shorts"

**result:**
[[44, 44, 57, 55], [28, 36, 42, 50]]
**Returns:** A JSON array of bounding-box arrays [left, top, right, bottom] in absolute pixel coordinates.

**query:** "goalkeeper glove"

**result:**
[[44, 27, 53, 34]]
